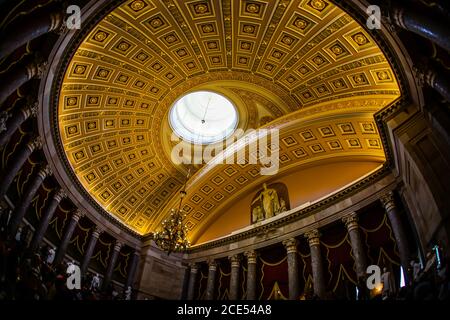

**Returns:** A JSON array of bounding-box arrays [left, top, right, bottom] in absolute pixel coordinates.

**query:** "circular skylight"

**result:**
[[169, 91, 238, 144]]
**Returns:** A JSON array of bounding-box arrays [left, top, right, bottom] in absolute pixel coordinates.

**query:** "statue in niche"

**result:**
[[279, 198, 287, 213], [251, 183, 280, 219], [252, 206, 264, 222], [250, 182, 290, 224]]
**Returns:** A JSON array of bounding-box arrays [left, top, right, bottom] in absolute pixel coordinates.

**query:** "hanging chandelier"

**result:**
[[152, 170, 191, 255]]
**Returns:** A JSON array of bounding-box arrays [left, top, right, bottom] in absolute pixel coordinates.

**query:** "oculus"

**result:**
[[169, 91, 238, 145]]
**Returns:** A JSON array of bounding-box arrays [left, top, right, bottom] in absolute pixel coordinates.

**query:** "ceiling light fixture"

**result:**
[[152, 170, 191, 255]]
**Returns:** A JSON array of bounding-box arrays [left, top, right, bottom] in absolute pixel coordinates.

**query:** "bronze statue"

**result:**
[[252, 183, 280, 219]]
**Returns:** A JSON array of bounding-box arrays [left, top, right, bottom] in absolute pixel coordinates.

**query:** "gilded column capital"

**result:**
[[380, 191, 396, 212], [305, 229, 321, 247], [245, 250, 258, 264], [282, 238, 298, 254], [342, 213, 359, 232], [229, 254, 241, 268]]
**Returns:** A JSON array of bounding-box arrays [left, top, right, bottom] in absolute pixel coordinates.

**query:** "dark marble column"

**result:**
[[416, 66, 450, 102], [125, 250, 140, 289], [180, 265, 190, 300], [342, 213, 368, 281], [54, 209, 84, 265], [186, 263, 199, 300], [205, 260, 218, 300], [80, 226, 102, 276], [245, 250, 257, 300], [102, 241, 123, 290], [0, 9, 64, 60], [28, 188, 66, 253], [0, 102, 38, 148], [380, 191, 410, 282], [283, 238, 299, 300], [0, 136, 42, 198], [305, 229, 326, 299], [390, 3, 450, 52], [0, 60, 46, 106], [229, 254, 241, 300], [8, 164, 51, 237]]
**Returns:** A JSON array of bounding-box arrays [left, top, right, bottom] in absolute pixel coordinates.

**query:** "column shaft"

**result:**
[[187, 264, 199, 300], [283, 238, 299, 300], [342, 213, 368, 280], [54, 209, 83, 265], [28, 188, 66, 253], [381, 192, 410, 282], [80, 227, 102, 276], [125, 250, 140, 288], [0, 102, 37, 148], [180, 266, 190, 300], [391, 4, 450, 52], [229, 255, 240, 300], [102, 241, 122, 290], [0, 9, 64, 60], [8, 164, 50, 237], [306, 229, 326, 299], [205, 261, 217, 300], [0, 136, 42, 198], [0, 60, 44, 106], [245, 251, 257, 300]]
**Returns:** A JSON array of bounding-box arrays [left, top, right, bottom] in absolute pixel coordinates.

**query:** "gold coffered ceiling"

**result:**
[[57, 0, 400, 237]]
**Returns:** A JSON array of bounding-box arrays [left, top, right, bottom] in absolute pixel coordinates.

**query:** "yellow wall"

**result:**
[[196, 160, 382, 244]]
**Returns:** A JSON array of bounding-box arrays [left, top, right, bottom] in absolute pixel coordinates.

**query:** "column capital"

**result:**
[[390, 5, 406, 29], [92, 225, 103, 238], [229, 254, 241, 268], [53, 188, 67, 202], [282, 238, 298, 254], [380, 191, 396, 211], [208, 259, 218, 271], [49, 11, 65, 32], [190, 262, 199, 273], [27, 136, 43, 152], [342, 212, 359, 232], [26, 60, 48, 80], [21, 101, 39, 119], [305, 229, 320, 247], [35, 61, 48, 79], [0, 110, 11, 133], [71, 209, 84, 222], [245, 250, 258, 264], [37, 164, 52, 179], [113, 241, 123, 252]]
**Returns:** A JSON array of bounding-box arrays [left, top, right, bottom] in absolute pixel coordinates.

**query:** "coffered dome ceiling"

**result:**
[[55, 0, 401, 240]]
